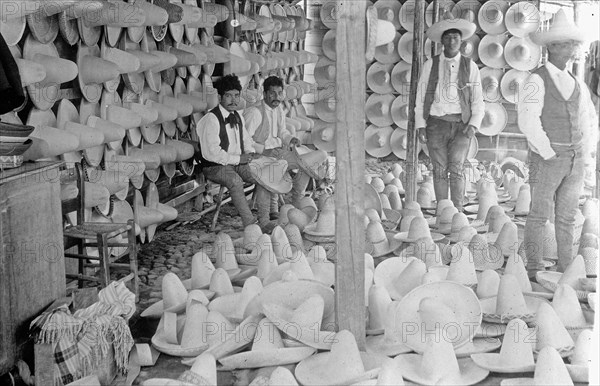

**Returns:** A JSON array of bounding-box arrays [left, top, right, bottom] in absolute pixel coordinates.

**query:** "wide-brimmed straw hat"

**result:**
[[505, 36, 541, 72], [552, 284, 594, 341], [367, 62, 394, 94], [426, 10, 475, 43], [249, 157, 293, 194], [566, 329, 593, 383], [531, 9, 586, 46], [374, 0, 401, 30], [364, 125, 393, 158], [460, 34, 480, 62], [479, 102, 508, 136], [390, 95, 410, 130], [478, 0, 509, 35], [452, 0, 482, 30], [500, 69, 530, 104], [23, 107, 80, 162], [480, 67, 504, 102], [389, 127, 409, 159], [373, 256, 425, 300], [391, 60, 411, 95], [505, 1, 540, 38], [478, 33, 509, 69], [532, 302, 576, 357], [374, 32, 402, 64], [311, 121, 336, 153], [365, 301, 412, 356], [395, 281, 482, 353], [503, 347, 577, 386], [471, 318, 535, 373], [295, 330, 384, 386], [366, 94, 395, 127], [425, 0, 455, 27]]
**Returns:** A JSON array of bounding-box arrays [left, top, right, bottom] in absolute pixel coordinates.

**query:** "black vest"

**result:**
[[195, 107, 244, 169]]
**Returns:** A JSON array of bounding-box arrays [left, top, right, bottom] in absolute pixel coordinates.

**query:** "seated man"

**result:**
[[244, 76, 327, 217], [195, 74, 272, 231]]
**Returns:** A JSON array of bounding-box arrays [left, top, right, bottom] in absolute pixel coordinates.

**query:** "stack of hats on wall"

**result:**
[[0, 0, 318, 242]]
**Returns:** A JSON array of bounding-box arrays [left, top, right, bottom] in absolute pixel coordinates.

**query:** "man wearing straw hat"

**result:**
[[415, 12, 484, 211], [244, 75, 319, 215], [195, 74, 273, 232], [518, 9, 598, 276]]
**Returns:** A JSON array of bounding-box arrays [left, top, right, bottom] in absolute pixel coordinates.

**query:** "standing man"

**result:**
[[519, 9, 598, 275], [195, 74, 273, 231], [244, 76, 327, 215], [415, 13, 484, 211]]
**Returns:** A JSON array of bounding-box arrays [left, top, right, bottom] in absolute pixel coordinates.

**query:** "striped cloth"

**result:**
[[30, 282, 135, 385]]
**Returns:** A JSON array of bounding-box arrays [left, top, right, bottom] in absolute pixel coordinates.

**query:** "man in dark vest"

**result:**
[[244, 76, 328, 218], [195, 74, 273, 231], [520, 9, 598, 275], [415, 13, 484, 211]]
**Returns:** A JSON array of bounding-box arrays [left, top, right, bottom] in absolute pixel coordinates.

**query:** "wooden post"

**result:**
[[406, 0, 426, 203], [335, 0, 366, 348]]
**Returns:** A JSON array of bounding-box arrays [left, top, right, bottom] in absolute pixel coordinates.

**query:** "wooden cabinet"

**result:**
[[0, 162, 66, 374]]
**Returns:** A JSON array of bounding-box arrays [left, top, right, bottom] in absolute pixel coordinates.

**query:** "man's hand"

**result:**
[[239, 153, 260, 164], [418, 128, 427, 143], [462, 124, 477, 138], [288, 137, 301, 149]]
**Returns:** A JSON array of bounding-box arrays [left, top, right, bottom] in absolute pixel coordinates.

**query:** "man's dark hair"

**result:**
[[442, 28, 462, 38], [214, 74, 242, 96], [263, 76, 284, 92]]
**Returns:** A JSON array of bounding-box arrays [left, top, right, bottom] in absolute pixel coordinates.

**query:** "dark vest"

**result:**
[[195, 107, 244, 169], [423, 54, 473, 124], [534, 66, 583, 150]]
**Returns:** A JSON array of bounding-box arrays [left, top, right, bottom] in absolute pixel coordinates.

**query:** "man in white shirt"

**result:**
[[415, 14, 484, 211], [195, 74, 272, 231], [245, 76, 324, 217], [519, 9, 598, 275]]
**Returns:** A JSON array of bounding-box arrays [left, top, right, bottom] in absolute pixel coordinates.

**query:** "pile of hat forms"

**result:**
[[137, 173, 596, 384], [0, 0, 322, 237]]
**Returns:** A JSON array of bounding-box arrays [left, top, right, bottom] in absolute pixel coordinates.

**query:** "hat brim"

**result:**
[[365, 334, 412, 357], [471, 350, 535, 373], [505, 36, 541, 72], [478, 33, 509, 69], [364, 124, 394, 158], [394, 231, 445, 243], [396, 354, 489, 385], [367, 62, 395, 94], [535, 271, 592, 301], [396, 281, 482, 353], [151, 329, 209, 358], [454, 338, 502, 358], [373, 256, 420, 300], [480, 294, 548, 324], [311, 125, 336, 153], [479, 102, 508, 136], [295, 351, 384, 386], [426, 19, 476, 43], [474, 321, 506, 338], [531, 29, 587, 46]]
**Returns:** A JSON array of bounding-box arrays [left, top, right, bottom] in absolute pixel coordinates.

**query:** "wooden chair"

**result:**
[[61, 162, 139, 301]]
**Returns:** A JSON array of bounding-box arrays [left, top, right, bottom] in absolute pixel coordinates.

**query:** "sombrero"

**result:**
[[479, 102, 508, 136], [365, 182, 383, 216], [364, 124, 393, 159], [446, 242, 478, 287], [249, 157, 293, 195], [426, 10, 475, 43], [452, 0, 482, 31], [391, 61, 411, 95], [100, 40, 141, 94], [398, 0, 417, 32], [321, 29, 336, 61], [22, 34, 78, 111], [26, 8, 59, 45], [365, 223, 402, 258], [396, 281, 482, 353], [366, 93, 395, 127], [157, 83, 192, 136], [552, 284, 594, 341], [505, 1, 540, 38], [471, 318, 535, 373], [566, 330, 593, 383], [367, 62, 394, 94], [532, 302, 575, 357], [256, 4, 276, 44], [141, 272, 189, 318], [55, 99, 105, 164], [389, 127, 409, 160], [460, 34, 480, 62], [374, 0, 401, 30], [478, 0, 509, 35], [314, 97, 336, 123], [504, 36, 541, 72], [76, 43, 120, 103], [480, 67, 504, 102], [319, 0, 338, 30], [303, 208, 335, 239], [133, 188, 164, 243], [502, 346, 575, 386], [500, 69, 530, 104], [128, 0, 169, 43], [101, 91, 143, 146], [294, 330, 385, 386], [373, 256, 423, 300], [374, 32, 401, 64], [294, 146, 329, 181], [311, 121, 336, 153], [0, 7, 27, 46], [365, 300, 413, 355], [397, 32, 414, 63], [478, 33, 509, 69], [395, 217, 444, 243], [425, 0, 455, 27], [23, 107, 79, 161], [207, 276, 261, 323], [531, 8, 585, 46]]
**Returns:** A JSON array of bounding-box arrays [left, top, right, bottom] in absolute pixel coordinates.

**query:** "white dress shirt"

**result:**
[[195, 104, 256, 165], [415, 52, 485, 129], [244, 101, 293, 150], [517, 62, 598, 160]]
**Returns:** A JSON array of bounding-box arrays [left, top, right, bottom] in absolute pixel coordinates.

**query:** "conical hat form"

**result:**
[[181, 353, 218, 386], [495, 274, 528, 316], [204, 311, 237, 348], [164, 139, 195, 162], [23, 127, 79, 161], [120, 102, 158, 126], [435, 199, 454, 217], [484, 205, 504, 226], [289, 250, 316, 281], [180, 300, 209, 349], [101, 44, 141, 74], [582, 217, 599, 237], [271, 226, 291, 259], [367, 285, 392, 332], [366, 221, 390, 256], [392, 259, 427, 298], [514, 184, 531, 213], [14, 58, 46, 86], [28, 52, 78, 86], [162, 272, 188, 310], [534, 301, 575, 352], [399, 215, 416, 233], [82, 1, 146, 27], [469, 233, 501, 270], [213, 232, 239, 272], [283, 224, 304, 256], [84, 168, 128, 195], [186, 290, 210, 311], [366, 208, 381, 224], [489, 213, 510, 234], [552, 284, 587, 327], [209, 268, 234, 297], [447, 242, 478, 286], [416, 186, 434, 209], [418, 298, 460, 345], [494, 221, 519, 257], [240, 224, 263, 250], [413, 237, 443, 268], [287, 208, 310, 232], [477, 269, 500, 299], [371, 177, 385, 193], [437, 206, 459, 230], [104, 104, 142, 129], [127, 148, 161, 170], [257, 248, 279, 280], [458, 226, 477, 243], [531, 347, 575, 385], [476, 192, 498, 222], [557, 255, 587, 290], [78, 52, 120, 85], [388, 191, 403, 211], [82, 182, 110, 209], [449, 213, 470, 239], [380, 194, 392, 210], [191, 251, 215, 289], [406, 217, 431, 240], [570, 329, 592, 365], [85, 116, 125, 143], [498, 318, 535, 365], [504, 253, 532, 293]]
